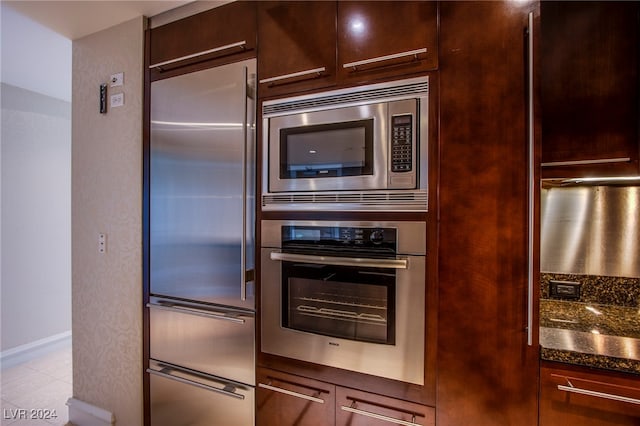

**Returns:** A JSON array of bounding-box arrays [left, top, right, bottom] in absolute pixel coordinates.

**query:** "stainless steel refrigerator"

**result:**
[[147, 58, 256, 426]]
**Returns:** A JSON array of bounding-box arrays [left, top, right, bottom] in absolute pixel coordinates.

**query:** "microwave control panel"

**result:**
[[391, 114, 413, 172]]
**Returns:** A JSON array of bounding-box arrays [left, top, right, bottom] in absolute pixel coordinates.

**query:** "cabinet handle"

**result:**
[[149, 40, 247, 70], [558, 379, 640, 406], [341, 400, 420, 426], [526, 11, 535, 347], [541, 157, 631, 167], [343, 48, 427, 71], [259, 67, 327, 85], [258, 382, 325, 404]]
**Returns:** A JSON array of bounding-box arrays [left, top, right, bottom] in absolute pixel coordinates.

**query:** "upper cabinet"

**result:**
[[257, 1, 337, 98], [337, 1, 438, 85], [148, 1, 257, 80], [541, 1, 640, 178]]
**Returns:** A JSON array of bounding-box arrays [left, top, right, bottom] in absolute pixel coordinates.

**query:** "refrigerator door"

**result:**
[[148, 360, 254, 426], [150, 59, 256, 309], [148, 296, 255, 386]]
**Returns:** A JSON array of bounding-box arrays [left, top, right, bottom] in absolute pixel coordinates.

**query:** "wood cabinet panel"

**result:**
[[540, 1, 640, 177], [540, 362, 640, 426], [149, 1, 256, 79], [437, 1, 540, 425], [257, 368, 335, 426], [336, 387, 434, 426], [257, 1, 337, 98], [337, 1, 438, 84]]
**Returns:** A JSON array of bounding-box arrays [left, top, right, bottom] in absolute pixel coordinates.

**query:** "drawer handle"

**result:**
[[147, 365, 244, 400], [258, 382, 325, 404], [343, 48, 427, 71], [259, 67, 327, 85], [147, 302, 246, 324], [149, 40, 247, 70], [340, 400, 420, 426], [558, 379, 640, 405]]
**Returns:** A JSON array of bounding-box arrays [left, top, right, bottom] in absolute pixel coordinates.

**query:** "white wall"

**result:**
[[72, 16, 144, 425], [0, 3, 72, 353]]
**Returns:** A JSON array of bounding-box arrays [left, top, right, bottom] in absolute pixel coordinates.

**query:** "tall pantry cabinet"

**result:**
[[437, 2, 540, 425]]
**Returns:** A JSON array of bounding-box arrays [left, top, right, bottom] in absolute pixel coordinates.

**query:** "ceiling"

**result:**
[[4, 1, 193, 40]]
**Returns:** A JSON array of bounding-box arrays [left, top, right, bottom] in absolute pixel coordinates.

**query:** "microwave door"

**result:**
[[150, 59, 256, 309]]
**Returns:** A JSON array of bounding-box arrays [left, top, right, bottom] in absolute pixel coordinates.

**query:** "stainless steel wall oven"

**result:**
[[261, 220, 426, 385]]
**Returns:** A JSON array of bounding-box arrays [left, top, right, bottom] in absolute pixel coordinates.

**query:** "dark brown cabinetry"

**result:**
[[148, 1, 256, 80], [257, 1, 337, 98], [257, 368, 434, 426], [540, 362, 640, 426], [337, 1, 438, 85], [437, 1, 540, 425], [257, 368, 335, 426], [540, 1, 640, 177], [336, 387, 435, 426]]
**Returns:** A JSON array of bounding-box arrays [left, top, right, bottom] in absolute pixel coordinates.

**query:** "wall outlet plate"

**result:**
[[110, 72, 124, 87], [549, 280, 581, 300], [110, 93, 124, 108]]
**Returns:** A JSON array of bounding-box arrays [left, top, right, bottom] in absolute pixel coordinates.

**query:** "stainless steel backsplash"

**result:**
[[540, 185, 639, 278]]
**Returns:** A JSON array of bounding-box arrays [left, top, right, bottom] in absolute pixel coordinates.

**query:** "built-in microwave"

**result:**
[[262, 76, 429, 211]]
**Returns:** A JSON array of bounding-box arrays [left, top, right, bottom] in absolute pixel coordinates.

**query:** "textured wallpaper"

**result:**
[[71, 17, 144, 425]]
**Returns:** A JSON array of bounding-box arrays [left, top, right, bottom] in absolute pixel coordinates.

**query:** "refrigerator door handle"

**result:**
[[147, 365, 245, 400], [147, 302, 246, 324], [241, 64, 255, 301]]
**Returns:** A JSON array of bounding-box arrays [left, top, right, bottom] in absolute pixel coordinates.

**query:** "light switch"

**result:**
[[110, 72, 124, 87]]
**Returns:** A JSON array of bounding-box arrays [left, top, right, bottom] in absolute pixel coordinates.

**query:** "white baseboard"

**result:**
[[0, 330, 71, 369], [67, 397, 115, 426]]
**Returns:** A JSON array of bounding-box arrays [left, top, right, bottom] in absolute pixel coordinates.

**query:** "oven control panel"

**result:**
[[283, 225, 397, 251], [391, 114, 413, 173]]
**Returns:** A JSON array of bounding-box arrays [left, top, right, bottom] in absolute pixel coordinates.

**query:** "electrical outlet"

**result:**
[[110, 93, 124, 108], [98, 233, 107, 253]]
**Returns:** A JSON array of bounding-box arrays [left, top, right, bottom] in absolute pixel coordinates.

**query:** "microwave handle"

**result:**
[[270, 251, 408, 269]]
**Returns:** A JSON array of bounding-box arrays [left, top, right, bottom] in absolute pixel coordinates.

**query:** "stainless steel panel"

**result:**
[[149, 297, 255, 386], [541, 186, 640, 278], [260, 220, 426, 385], [150, 59, 256, 308], [149, 360, 254, 426], [261, 220, 427, 255]]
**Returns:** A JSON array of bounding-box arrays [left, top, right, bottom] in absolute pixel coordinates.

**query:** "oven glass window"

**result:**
[[282, 262, 395, 345], [279, 119, 374, 179]]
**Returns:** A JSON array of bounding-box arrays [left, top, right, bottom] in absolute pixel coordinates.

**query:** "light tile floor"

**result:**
[[1, 346, 72, 426]]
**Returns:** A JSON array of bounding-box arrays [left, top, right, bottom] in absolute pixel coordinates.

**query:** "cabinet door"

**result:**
[[257, 1, 336, 98], [540, 363, 640, 426], [149, 1, 256, 79], [540, 1, 640, 177], [256, 368, 335, 426], [337, 1, 438, 84], [438, 1, 540, 426], [336, 387, 435, 426]]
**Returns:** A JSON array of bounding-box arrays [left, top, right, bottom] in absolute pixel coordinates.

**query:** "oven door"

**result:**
[[267, 103, 388, 193], [261, 249, 425, 385]]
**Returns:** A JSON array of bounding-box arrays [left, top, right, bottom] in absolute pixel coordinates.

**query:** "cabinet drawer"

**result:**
[[540, 363, 640, 426], [149, 360, 254, 426], [336, 387, 434, 426], [257, 368, 335, 426], [148, 297, 255, 386]]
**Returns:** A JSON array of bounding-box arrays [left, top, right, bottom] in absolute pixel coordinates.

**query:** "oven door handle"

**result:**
[[269, 251, 408, 269]]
